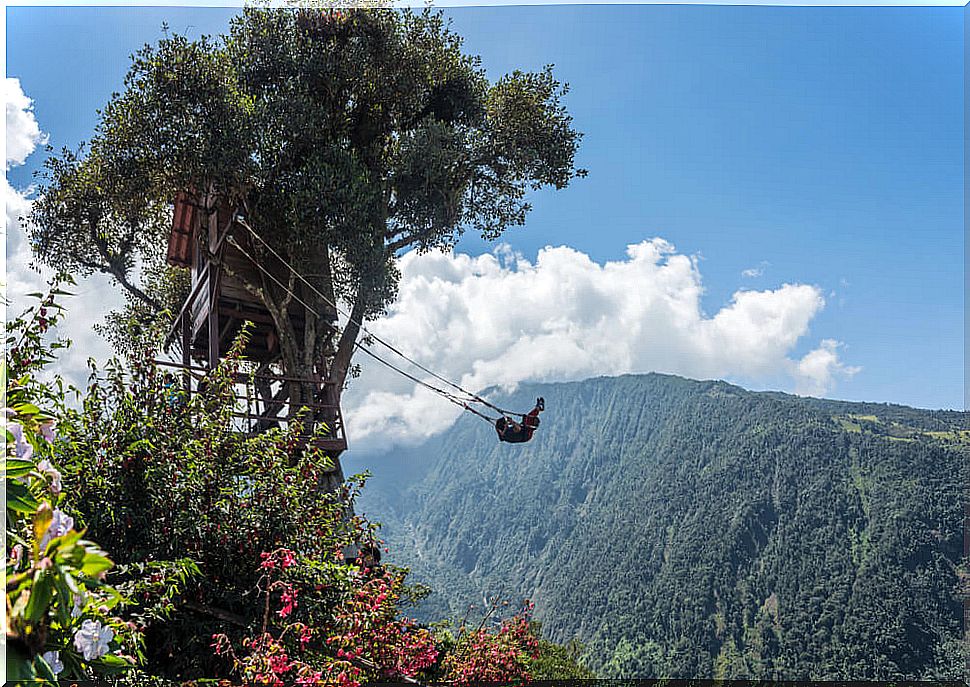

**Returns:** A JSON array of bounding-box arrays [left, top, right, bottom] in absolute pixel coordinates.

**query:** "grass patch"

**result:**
[[835, 416, 862, 433], [924, 429, 970, 444]]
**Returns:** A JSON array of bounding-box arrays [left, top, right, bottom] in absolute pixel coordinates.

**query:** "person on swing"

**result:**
[[495, 397, 545, 444]]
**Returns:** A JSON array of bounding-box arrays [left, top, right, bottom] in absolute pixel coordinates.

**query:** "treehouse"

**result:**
[[162, 190, 348, 459]]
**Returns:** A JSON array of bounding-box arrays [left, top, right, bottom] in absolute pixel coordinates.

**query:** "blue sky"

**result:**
[[5, 4, 965, 416]]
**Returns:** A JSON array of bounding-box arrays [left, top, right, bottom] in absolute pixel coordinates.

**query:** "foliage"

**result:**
[[52, 321, 368, 678], [527, 626, 597, 679], [436, 600, 540, 684], [4, 282, 183, 683], [28, 6, 586, 391], [355, 373, 970, 681]]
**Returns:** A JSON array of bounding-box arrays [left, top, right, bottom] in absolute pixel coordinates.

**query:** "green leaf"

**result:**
[[80, 550, 114, 577], [6, 480, 40, 513], [127, 438, 154, 452], [91, 653, 134, 674], [24, 569, 54, 622], [52, 529, 83, 552], [32, 504, 54, 550], [12, 402, 42, 416], [34, 651, 59, 683], [5, 641, 38, 681], [4, 458, 37, 479], [52, 566, 79, 626]]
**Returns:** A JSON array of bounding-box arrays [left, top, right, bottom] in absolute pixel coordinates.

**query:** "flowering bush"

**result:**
[[5, 280, 143, 682], [436, 600, 541, 685], [214, 545, 439, 686], [213, 547, 548, 687]]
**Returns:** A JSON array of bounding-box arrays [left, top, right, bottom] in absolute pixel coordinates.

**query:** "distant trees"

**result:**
[[363, 375, 969, 680]]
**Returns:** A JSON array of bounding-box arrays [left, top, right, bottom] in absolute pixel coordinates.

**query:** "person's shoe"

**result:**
[[537, 397, 545, 411]]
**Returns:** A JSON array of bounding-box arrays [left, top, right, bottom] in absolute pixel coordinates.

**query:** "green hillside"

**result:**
[[347, 373, 969, 680]]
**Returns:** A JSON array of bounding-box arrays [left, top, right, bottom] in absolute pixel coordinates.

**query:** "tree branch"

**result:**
[[84, 217, 162, 311], [183, 600, 249, 628], [386, 229, 435, 254], [328, 291, 368, 394], [108, 263, 163, 311]]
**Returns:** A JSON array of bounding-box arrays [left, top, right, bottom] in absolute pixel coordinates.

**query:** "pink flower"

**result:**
[[277, 587, 298, 618], [299, 627, 313, 648], [268, 653, 291, 674]]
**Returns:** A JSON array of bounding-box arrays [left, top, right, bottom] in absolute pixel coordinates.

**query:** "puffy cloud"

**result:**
[[793, 339, 861, 398], [342, 239, 858, 448], [5, 78, 47, 169], [5, 79, 119, 391]]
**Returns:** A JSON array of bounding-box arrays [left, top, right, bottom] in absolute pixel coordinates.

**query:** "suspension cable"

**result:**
[[353, 345, 497, 425], [226, 236, 499, 425]]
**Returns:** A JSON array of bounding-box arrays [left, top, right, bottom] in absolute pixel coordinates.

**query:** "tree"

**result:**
[[29, 6, 585, 407]]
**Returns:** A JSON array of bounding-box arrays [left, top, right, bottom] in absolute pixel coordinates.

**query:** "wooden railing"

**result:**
[[153, 360, 348, 452]]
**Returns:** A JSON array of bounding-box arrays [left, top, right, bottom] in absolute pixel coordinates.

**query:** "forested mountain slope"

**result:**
[[346, 373, 969, 680]]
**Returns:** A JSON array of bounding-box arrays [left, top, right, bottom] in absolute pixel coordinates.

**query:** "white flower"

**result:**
[[6, 421, 33, 461], [39, 509, 74, 551], [36, 459, 62, 494], [73, 619, 114, 661], [39, 419, 56, 444], [41, 650, 64, 675]]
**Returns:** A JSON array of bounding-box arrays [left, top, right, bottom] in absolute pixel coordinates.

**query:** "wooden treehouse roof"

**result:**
[[167, 192, 199, 268]]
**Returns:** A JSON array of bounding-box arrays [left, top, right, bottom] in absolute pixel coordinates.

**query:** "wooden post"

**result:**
[[207, 201, 220, 371], [181, 315, 192, 393]]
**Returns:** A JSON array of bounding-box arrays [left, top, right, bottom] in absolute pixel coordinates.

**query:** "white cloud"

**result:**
[[342, 239, 858, 449], [792, 339, 861, 398], [741, 260, 769, 279], [5, 78, 47, 169], [5, 78, 120, 391]]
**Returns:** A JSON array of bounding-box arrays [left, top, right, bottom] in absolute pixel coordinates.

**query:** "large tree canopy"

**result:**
[[30, 6, 585, 393]]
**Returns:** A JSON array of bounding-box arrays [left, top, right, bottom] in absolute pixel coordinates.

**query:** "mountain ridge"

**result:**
[[346, 372, 968, 680]]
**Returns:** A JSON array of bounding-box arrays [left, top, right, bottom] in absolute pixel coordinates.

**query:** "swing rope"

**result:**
[[232, 213, 528, 419]]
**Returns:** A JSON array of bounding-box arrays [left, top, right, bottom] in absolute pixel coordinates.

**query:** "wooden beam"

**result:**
[[207, 201, 221, 371]]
